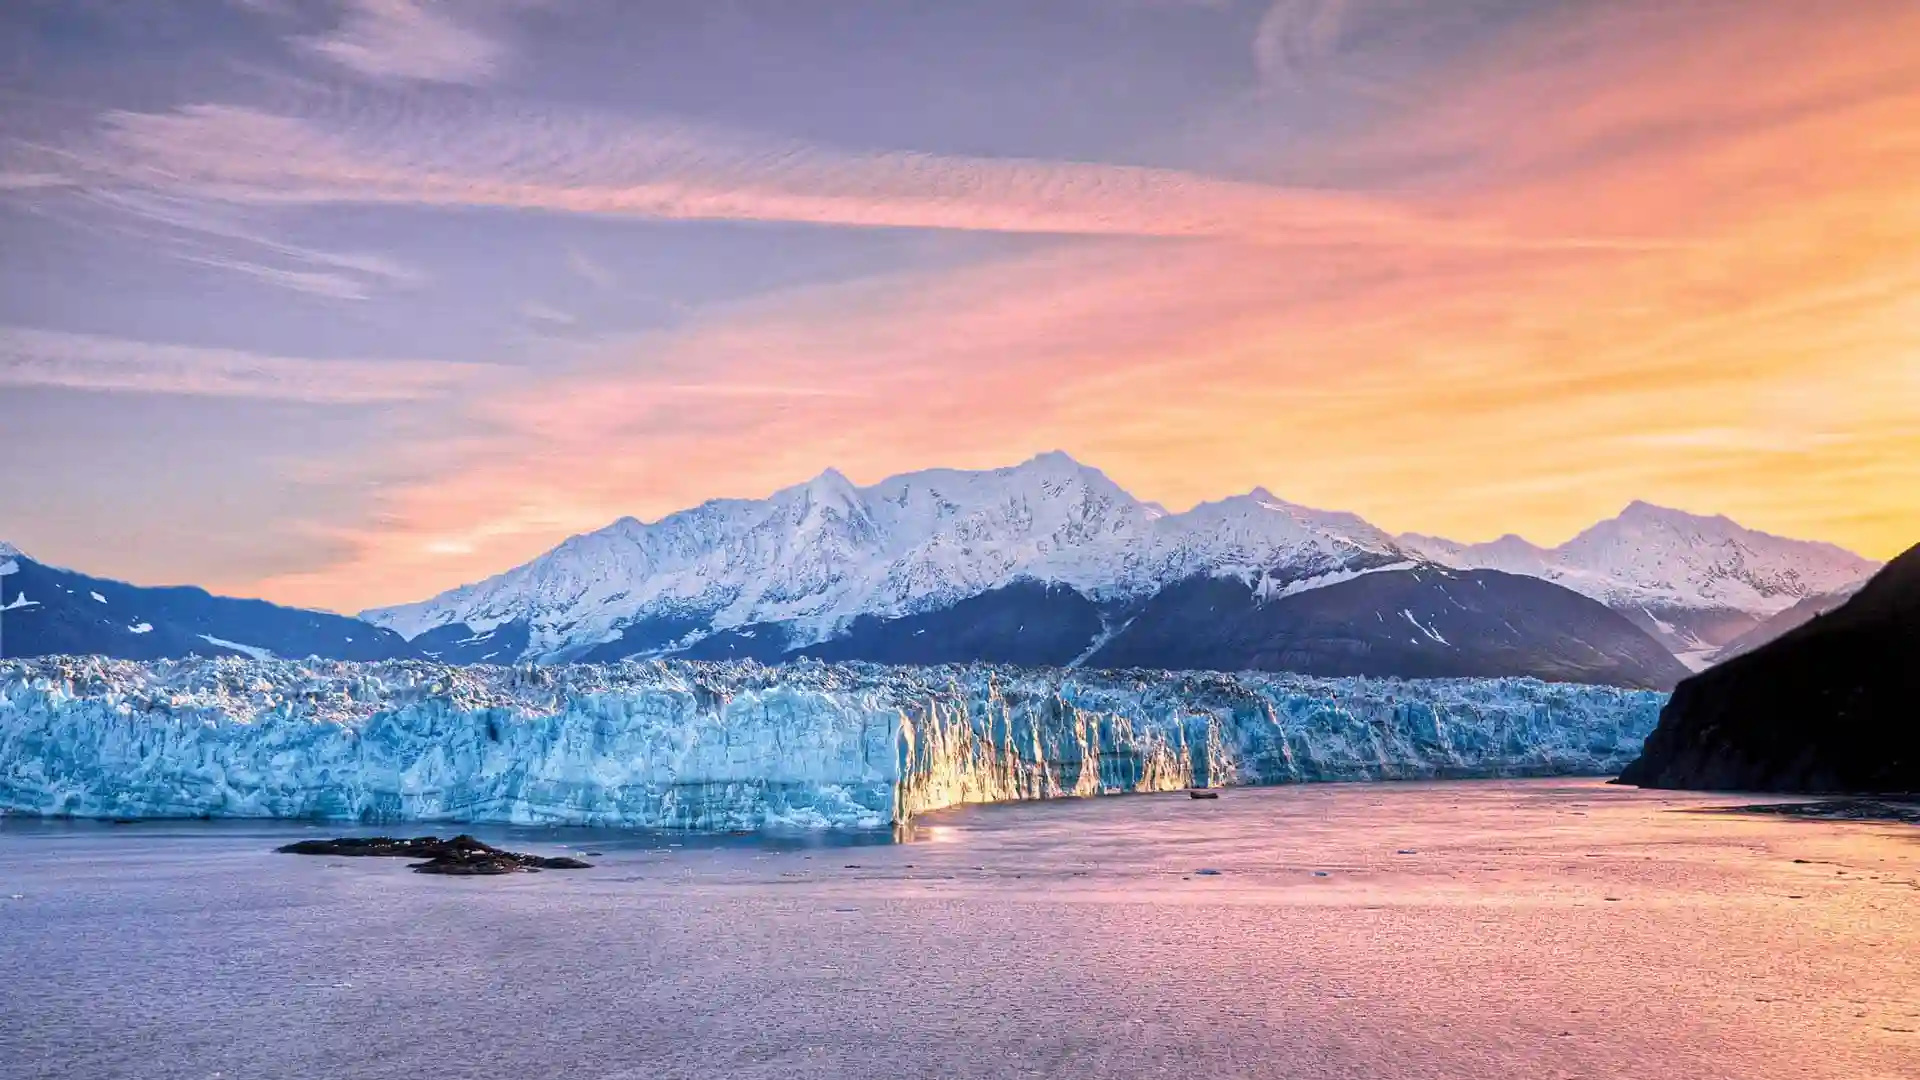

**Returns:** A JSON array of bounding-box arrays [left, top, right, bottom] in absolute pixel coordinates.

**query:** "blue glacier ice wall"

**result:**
[[0, 657, 1666, 830]]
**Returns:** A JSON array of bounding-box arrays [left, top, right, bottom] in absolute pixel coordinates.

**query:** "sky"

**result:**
[[2, 0, 1916, 614]]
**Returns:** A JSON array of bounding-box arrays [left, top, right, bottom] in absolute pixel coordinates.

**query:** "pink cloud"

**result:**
[[299, 0, 505, 84], [68, 99, 1480, 247]]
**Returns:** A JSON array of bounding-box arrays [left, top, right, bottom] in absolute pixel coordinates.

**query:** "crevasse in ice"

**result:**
[[0, 657, 1666, 829]]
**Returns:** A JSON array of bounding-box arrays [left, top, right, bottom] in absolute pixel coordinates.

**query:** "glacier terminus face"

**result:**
[[0, 657, 1666, 830]]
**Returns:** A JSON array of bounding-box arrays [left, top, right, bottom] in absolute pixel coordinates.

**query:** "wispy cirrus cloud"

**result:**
[[74, 188, 426, 299], [299, 0, 505, 84], [34, 94, 1511, 248], [1253, 0, 1352, 88], [171, 255, 377, 300], [0, 171, 70, 191], [0, 326, 496, 403], [518, 301, 575, 326], [565, 247, 616, 291], [6, 167, 425, 300]]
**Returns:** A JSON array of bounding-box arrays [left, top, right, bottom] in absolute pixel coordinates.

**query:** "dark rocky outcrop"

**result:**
[[1697, 799, 1920, 825], [566, 569, 1688, 687], [277, 834, 593, 875], [409, 620, 533, 665], [795, 581, 1106, 667], [1617, 544, 1920, 793]]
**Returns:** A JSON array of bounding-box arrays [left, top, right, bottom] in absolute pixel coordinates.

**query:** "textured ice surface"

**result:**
[[0, 657, 1666, 830]]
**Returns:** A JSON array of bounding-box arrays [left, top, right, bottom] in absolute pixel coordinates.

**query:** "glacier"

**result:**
[[0, 657, 1666, 830]]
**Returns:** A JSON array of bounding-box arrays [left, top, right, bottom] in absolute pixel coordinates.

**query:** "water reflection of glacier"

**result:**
[[0, 657, 1665, 830]]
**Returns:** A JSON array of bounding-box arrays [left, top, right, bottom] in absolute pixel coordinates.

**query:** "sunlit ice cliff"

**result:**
[[0, 657, 1667, 830]]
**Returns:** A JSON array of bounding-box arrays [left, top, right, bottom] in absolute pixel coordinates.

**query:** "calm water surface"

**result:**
[[1, 780, 1915, 1079]]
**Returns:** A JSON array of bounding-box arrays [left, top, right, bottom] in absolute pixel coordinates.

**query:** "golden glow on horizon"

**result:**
[[245, 0, 1919, 612]]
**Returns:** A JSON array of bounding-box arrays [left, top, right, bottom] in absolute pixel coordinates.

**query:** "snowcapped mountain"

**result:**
[[1401, 501, 1880, 657], [1129, 489, 1409, 596], [364, 453, 1410, 660], [363, 457, 1875, 683], [11, 461, 1869, 690]]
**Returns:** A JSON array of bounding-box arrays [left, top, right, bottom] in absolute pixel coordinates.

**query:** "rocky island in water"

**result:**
[[278, 835, 594, 875]]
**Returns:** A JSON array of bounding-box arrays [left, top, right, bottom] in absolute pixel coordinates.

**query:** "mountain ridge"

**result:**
[[362, 453, 1878, 667], [363, 452, 1421, 659], [4, 456, 1879, 691], [1397, 500, 1878, 656], [0, 552, 413, 662]]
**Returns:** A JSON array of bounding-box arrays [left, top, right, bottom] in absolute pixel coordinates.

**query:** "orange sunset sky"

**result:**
[[2, 0, 1916, 613]]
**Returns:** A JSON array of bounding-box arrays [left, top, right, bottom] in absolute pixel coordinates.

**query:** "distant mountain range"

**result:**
[[0, 549, 414, 663], [361, 453, 1874, 674], [1400, 502, 1878, 662], [2, 453, 1882, 690]]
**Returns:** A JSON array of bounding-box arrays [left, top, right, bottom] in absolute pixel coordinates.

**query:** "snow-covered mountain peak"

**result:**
[[0, 540, 21, 560], [1588, 500, 1742, 543], [1575, 505, 1874, 605], [796, 466, 858, 500], [1127, 489, 1408, 595], [1412, 502, 1879, 619], [1614, 499, 1730, 526], [1023, 448, 1087, 470], [1002, 449, 1128, 494], [1199, 492, 1400, 552], [785, 467, 875, 536], [1619, 498, 1677, 518]]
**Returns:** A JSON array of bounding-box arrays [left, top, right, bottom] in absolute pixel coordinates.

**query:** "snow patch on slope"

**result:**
[[197, 635, 272, 660], [1404, 609, 1451, 646]]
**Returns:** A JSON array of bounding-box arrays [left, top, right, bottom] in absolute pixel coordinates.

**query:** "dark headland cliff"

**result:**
[[1617, 543, 1919, 793]]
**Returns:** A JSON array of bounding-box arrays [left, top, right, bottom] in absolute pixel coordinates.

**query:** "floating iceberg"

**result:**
[[0, 657, 1666, 830]]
